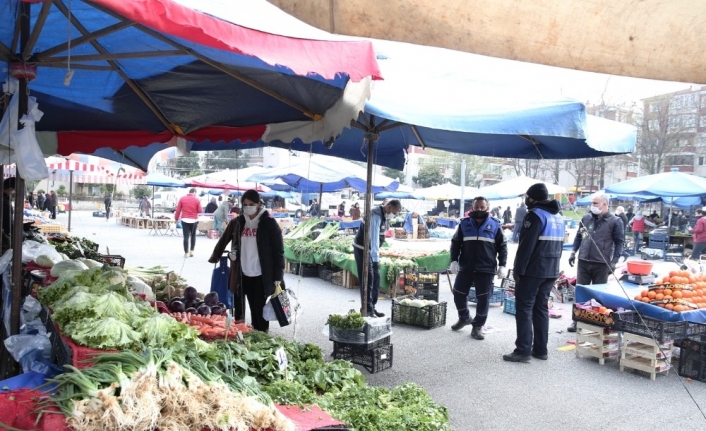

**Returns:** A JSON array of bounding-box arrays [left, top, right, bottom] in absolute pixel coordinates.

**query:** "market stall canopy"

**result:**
[[145, 172, 185, 188], [574, 189, 702, 210], [476, 176, 566, 200], [269, 0, 706, 84], [207, 39, 637, 169], [44, 155, 145, 184], [605, 170, 706, 198], [0, 0, 381, 170], [375, 191, 424, 200], [415, 183, 474, 201], [246, 155, 398, 193], [183, 166, 272, 192]]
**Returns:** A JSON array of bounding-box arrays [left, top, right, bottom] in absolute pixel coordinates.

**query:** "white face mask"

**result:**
[[385, 212, 394, 220], [590, 206, 602, 215], [243, 206, 257, 216]]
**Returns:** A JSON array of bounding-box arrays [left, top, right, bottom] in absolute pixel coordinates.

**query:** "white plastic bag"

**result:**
[[262, 298, 278, 321], [14, 96, 48, 181]]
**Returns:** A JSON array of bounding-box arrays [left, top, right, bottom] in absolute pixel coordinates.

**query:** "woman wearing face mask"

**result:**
[[208, 189, 284, 332]]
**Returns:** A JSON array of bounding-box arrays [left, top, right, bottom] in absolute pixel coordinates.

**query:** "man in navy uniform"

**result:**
[[448, 196, 508, 340], [504, 183, 564, 362]]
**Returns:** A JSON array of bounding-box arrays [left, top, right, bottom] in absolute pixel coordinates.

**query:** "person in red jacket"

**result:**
[[691, 209, 706, 261], [175, 188, 203, 258]]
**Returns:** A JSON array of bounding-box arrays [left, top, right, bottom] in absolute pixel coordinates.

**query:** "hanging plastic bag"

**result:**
[[14, 96, 48, 181]]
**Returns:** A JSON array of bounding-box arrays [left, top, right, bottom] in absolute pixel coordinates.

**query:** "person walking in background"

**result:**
[[449, 196, 508, 340], [139, 196, 152, 217], [503, 206, 513, 225], [503, 183, 564, 362], [213, 197, 230, 236], [690, 209, 706, 261], [625, 205, 634, 226], [103, 193, 111, 221], [27, 192, 34, 208], [36, 191, 45, 211], [205, 197, 218, 213], [353, 199, 401, 317], [512, 202, 527, 243], [350, 202, 361, 220], [175, 188, 203, 258], [337, 201, 346, 217], [567, 192, 624, 332], [309, 199, 319, 217], [627, 210, 657, 256], [208, 189, 284, 332], [48, 191, 57, 219]]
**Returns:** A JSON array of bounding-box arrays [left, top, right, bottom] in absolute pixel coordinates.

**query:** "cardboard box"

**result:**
[[572, 304, 614, 327]]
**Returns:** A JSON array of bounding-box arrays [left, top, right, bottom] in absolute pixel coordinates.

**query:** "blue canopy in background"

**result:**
[[202, 189, 292, 199], [605, 170, 706, 198], [247, 156, 399, 193], [145, 172, 186, 188]]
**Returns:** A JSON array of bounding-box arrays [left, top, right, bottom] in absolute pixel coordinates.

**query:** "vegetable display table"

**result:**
[[575, 283, 706, 323]]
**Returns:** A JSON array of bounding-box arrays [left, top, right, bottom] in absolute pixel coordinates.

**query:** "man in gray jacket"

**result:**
[[567, 192, 624, 332]]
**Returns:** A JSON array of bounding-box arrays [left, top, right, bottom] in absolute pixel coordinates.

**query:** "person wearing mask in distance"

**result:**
[[448, 196, 508, 340], [690, 209, 706, 261], [353, 199, 401, 317], [175, 188, 203, 258], [567, 192, 624, 332], [627, 210, 657, 255], [208, 190, 284, 332], [213, 195, 231, 237], [503, 184, 564, 362]]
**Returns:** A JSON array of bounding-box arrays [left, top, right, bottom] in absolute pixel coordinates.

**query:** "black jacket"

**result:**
[[616, 213, 628, 235], [513, 200, 564, 279], [209, 210, 284, 297], [573, 212, 624, 264], [450, 215, 507, 274]]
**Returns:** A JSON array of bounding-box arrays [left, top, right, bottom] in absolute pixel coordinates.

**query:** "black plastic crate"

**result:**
[[391, 297, 447, 329], [50, 326, 72, 366], [467, 287, 505, 304], [288, 262, 300, 274], [318, 265, 334, 282], [96, 255, 126, 268], [415, 287, 439, 302], [332, 342, 393, 373], [329, 317, 392, 344], [300, 264, 318, 277], [611, 311, 687, 343], [678, 334, 706, 383], [686, 322, 706, 337]]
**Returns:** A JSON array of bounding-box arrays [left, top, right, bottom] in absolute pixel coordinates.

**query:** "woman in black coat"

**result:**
[[209, 189, 284, 332]]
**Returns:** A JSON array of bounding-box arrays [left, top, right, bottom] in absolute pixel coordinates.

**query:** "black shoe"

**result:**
[[567, 322, 577, 333], [531, 352, 548, 360], [470, 327, 485, 340], [373, 309, 385, 318], [451, 319, 472, 331], [503, 352, 531, 363]]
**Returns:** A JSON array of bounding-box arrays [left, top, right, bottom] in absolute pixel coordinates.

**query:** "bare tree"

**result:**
[[639, 93, 696, 175]]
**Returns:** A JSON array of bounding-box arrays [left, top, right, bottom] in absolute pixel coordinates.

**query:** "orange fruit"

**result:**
[[634, 295, 643, 301], [647, 291, 657, 299], [656, 289, 665, 294], [670, 270, 679, 277], [663, 275, 671, 283], [665, 303, 675, 311], [655, 293, 665, 300], [670, 276, 679, 284], [664, 289, 673, 296], [641, 297, 651, 303], [657, 303, 665, 308], [673, 290, 683, 299], [641, 290, 649, 297], [598, 306, 607, 314]]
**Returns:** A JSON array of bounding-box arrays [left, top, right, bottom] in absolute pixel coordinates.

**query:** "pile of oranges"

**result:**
[[631, 270, 706, 311]]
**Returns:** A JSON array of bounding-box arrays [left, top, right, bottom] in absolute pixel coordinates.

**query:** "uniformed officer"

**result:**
[[449, 196, 508, 340], [503, 183, 565, 362], [353, 199, 401, 317]]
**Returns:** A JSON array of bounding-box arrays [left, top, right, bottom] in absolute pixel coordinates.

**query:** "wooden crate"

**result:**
[[331, 269, 358, 289], [620, 332, 672, 380], [575, 322, 620, 365]]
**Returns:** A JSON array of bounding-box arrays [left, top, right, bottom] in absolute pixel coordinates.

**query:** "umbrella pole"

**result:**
[[152, 186, 155, 219], [68, 170, 73, 232], [318, 183, 323, 217], [360, 132, 378, 317], [460, 159, 466, 216]]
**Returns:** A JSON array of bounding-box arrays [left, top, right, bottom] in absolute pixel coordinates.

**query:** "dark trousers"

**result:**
[[104, 204, 110, 220], [353, 247, 380, 312], [452, 271, 495, 327], [242, 274, 269, 332], [514, 276, 554, 356], [50, 206, 56, 219], [181, 222, 198, 253], [691, 242, 706, 261], [577, 260, 611, 285]]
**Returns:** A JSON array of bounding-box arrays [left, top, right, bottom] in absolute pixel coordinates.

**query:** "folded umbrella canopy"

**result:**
[[605, 170, 706, 198], [0, 0, 381, 170]]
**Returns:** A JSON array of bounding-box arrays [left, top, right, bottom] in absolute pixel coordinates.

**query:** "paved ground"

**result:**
[[63, 210, 706, 431]]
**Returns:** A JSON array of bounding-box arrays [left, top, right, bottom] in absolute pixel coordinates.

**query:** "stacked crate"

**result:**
[[620, 333, 672, 380], [330, 317, 393, 373], [575, 322, 620, 365], [404, 268, 440, 301]]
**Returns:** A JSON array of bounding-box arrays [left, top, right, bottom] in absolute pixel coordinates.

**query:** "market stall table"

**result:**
[[575, 283, 706, 323]]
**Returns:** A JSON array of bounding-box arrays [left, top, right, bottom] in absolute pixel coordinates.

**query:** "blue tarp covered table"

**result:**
[[435, 218, 459, 229], [576, 283, 706, 323], [324, 219, 361, 230]]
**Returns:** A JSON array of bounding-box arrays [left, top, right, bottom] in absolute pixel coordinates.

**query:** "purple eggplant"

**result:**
[[184, 286, 198, 302], [185, 299, 201, 310], [196, 304, 212, 316], [204, 292, 219, 306], [210, 305, 225, 316], [185, 307, 197, 314], [169, 300, 186, 313]]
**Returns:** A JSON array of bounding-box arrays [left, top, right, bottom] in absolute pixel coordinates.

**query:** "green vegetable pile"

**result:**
[[326, 311, 366, 330], [48, 236, 101, 260]]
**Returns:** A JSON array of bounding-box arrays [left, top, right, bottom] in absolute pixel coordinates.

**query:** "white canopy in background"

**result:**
[[416, 183, 477, 201], [476, 176, 565, 200]]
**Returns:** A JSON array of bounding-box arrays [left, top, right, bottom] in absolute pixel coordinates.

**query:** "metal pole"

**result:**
[[318, 183, 323, 218], [360, 131, 379, 317], [152, 185, 155, 218], [68, 170, 73, 231], [460, 159, 466, 216]]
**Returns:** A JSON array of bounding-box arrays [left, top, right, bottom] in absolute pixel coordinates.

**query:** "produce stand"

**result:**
[[575, 283, 706, 323]]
